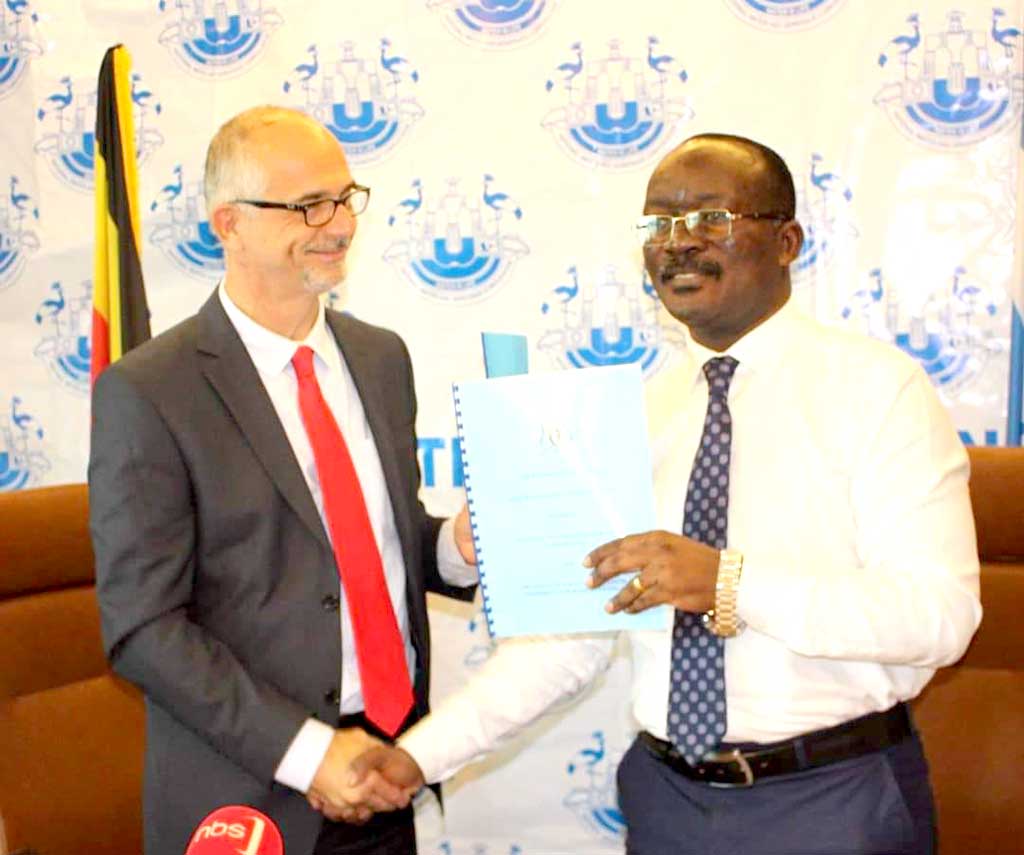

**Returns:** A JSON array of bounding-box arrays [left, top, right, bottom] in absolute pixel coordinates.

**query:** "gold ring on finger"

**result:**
[[630, 575, 645, 594]]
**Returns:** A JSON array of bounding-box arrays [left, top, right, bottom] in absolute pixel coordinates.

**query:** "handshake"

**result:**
[[306, 728, 425, 824]]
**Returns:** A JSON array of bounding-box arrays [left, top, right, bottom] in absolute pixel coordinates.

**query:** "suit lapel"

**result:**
[[326, 311, 417, 572], [196, 291, 329, 549]]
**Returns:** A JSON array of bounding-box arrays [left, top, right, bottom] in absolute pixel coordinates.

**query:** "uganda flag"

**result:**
[[91, 44, 150, 386]]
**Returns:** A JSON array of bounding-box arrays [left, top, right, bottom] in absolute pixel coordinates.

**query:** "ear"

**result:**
[[777, 219, 804, 266], [210, 202, 240, 245]]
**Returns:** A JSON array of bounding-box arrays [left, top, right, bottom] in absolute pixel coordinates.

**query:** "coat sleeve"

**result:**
[[89, 365, 311, 783]]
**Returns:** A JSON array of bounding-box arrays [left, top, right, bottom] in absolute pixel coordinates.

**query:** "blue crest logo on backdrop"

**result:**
[[34, 74, 163, 192], [0, 175, 40, 291], [840, 265, 1004, 393], [0, 395, 49, 491], [282, 39, 423, 165], [426, 0, 558, 49], [463, 607, 495, 668], [724, 0, 847, 31], [542, 37, 694, 170], [562, 731, 626, 842], [0, 1, 42, 99], [34, 281, 91, 395], [383, 175, 528, 301], [874, 9, 1024, 148], [149, 164, 224, 280], [791, 151, 858, 296], [157, 0, 282, 77], [538, 265, 684, 376]]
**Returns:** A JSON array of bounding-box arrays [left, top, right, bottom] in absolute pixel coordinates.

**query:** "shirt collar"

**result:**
[[218, 282, 339, 376], [682, 296, 806, 390]]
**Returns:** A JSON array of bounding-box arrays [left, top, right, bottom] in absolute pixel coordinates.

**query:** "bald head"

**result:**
[[653, 134, 796, 220], [203, 105, 338, 213]]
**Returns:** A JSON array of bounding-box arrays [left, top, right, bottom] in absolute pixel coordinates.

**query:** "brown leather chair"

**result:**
[[912, 446, 1024, 854], [0, 484, 144, 855]]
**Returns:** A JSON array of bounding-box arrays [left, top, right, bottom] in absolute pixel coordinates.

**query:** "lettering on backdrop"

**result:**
[[418, 436, 464, 488], [725, 0, 847, 32]]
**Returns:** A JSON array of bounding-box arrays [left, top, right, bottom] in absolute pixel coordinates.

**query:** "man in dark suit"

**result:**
[[89, 105, 477, 855]]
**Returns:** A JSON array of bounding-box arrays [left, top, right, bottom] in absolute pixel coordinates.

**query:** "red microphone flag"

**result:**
[[184, 805, 284, 855]]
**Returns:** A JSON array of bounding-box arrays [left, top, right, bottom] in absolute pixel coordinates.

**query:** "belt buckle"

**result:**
[[704, 748, 755, 788]]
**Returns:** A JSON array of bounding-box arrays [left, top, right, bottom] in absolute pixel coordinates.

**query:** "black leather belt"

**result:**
[[640, 703, 914, 788]]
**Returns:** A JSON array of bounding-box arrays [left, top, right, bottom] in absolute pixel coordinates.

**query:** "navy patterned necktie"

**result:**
[[667, 355, 739, 765]]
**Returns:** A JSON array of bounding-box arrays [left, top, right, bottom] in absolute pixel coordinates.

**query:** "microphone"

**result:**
[[184, 805, 284, 855]]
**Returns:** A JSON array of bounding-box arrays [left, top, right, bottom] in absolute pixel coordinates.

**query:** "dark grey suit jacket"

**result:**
[[89, 291, 472, 855]]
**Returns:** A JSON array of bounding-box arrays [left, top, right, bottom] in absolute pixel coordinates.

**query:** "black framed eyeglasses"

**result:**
[[234, 184, 371, 227], [636, 209, 790, 245]]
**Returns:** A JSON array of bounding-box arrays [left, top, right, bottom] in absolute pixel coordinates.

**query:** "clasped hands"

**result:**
[[306, 728, 425, 824]]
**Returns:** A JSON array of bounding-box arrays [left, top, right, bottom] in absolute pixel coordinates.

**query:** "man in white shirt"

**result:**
[[89, 106, 477, 855], [351, 133, 982, 855]]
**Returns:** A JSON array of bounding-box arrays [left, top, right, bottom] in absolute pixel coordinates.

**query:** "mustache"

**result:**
[[659, 257, 723, 280]]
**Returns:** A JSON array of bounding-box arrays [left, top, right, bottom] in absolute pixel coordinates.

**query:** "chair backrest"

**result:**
[[0, 484, 144, 855], [912, 446, 1024, 854]]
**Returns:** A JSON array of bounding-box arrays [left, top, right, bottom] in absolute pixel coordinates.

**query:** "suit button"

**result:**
[[321, 594, 340, 611], [324, 688, 340, 706]]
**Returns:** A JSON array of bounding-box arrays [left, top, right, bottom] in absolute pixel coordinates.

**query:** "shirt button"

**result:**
[[321, 594, 340, 611], [324, 688, 340, 706]]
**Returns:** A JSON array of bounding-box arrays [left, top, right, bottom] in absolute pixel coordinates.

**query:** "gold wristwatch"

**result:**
[[702, 549, 745, 638]]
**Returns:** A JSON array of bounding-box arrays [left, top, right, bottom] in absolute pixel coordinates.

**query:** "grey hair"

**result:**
[[203, 105, 321, 213]]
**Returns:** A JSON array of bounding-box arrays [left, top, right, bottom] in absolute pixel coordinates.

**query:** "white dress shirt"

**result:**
[[217, 285, 476, 792], [399, 297, 982, 784]]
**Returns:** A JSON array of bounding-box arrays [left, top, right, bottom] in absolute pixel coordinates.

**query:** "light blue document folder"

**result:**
[[453, 364, 665, 637]]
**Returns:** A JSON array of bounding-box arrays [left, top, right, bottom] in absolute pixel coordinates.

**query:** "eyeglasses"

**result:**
[[636, 209, 790, 245], [233, 184, 371, 227]]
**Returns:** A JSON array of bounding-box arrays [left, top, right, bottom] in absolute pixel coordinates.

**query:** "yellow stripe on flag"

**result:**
[[91, 44, 151, 385]]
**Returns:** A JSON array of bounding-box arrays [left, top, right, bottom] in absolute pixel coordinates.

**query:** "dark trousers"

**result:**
[[312, 806, 416, 855], [617, 731, 936, 855]]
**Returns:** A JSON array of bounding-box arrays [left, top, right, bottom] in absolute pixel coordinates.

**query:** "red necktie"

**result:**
[[291, 345, 413, 736]]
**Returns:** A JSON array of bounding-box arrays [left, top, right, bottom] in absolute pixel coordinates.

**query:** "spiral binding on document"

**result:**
[[452, 382, 495, 637]]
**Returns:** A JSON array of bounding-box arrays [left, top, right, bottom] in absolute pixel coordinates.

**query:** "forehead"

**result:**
[[644, 141, 774, 212], [251, 119, 351, 196]]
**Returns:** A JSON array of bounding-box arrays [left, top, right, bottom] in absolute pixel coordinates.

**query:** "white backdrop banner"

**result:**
[[1, 1, 1021, 852]]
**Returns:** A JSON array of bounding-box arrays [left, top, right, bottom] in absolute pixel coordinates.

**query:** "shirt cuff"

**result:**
[[437, 516, 479, 587], [273, 717, 335, 793]]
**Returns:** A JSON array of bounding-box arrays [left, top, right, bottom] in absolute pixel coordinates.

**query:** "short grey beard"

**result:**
[[302, 262, 347, 296]]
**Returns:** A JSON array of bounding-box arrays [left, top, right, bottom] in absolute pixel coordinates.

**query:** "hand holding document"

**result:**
[[453, 364, 667, 637]]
